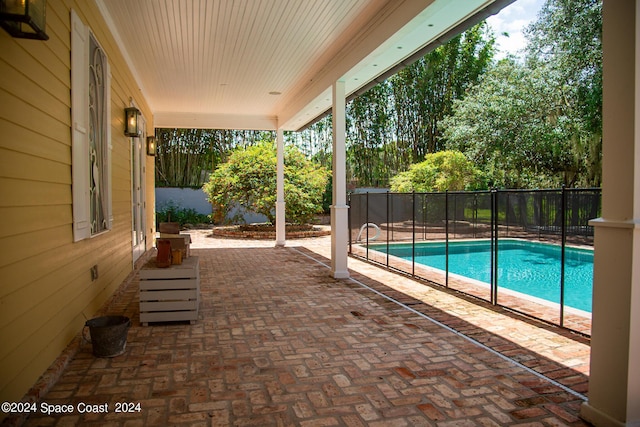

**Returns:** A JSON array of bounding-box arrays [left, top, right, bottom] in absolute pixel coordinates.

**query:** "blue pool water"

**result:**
[[368, 239, 593, 313]]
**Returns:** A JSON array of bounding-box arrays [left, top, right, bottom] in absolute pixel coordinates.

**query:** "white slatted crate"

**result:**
[[139, 256, 200, 325]]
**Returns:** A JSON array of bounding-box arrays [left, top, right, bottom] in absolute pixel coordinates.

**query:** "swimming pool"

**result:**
[[367, 239, 594, 313]]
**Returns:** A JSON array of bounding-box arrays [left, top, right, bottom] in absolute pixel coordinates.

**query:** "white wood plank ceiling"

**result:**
[[97, 0, 505, 131]]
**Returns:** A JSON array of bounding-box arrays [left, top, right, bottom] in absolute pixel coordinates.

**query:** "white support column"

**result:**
[[331, 80, 349, 278], [275, 127, 286, 246], [580, 2, 640, 426]]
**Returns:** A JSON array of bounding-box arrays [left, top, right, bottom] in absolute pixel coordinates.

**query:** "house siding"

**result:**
[[0, 0, 155, 406]]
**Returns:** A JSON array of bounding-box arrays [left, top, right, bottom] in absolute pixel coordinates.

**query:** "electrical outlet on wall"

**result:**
[[91, 265, 99, 281]]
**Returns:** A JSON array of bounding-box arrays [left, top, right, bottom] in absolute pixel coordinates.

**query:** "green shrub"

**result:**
[[203, 141, 329, 225], [156, 201, 212, 227], [390, 150, 486, 192]]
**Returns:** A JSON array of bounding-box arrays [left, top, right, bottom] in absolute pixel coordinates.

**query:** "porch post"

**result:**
[[276, 126, 286, 246], [580, 2, 640, 426], [331, 80, 349, 278]]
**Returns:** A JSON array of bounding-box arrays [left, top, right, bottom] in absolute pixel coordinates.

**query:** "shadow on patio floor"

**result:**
[[13, 234, 591, 426]]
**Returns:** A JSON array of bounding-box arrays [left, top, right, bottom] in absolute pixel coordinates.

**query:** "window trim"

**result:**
[[71, 9, 112, 242]]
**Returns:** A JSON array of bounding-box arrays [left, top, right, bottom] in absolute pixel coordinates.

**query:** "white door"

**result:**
[[132, 117, 146, 262]]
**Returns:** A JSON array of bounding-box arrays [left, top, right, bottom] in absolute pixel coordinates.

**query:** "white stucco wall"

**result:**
[[155, 187, 268, 224], [156, 188, 212, 214]]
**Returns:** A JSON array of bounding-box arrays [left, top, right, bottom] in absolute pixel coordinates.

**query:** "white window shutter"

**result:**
[[71, 9, 90, 242], [106, 63, 113, 230]]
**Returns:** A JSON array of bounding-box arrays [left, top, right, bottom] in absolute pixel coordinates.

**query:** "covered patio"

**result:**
[[2, 0, 640, 425], [15, 233, 590, 426]]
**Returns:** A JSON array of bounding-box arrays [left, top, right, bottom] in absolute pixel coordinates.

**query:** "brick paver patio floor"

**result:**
[[15, 231, 591, 426]]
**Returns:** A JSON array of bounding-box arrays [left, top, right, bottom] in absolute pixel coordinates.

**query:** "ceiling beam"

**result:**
[[154, 112, 278, 131]]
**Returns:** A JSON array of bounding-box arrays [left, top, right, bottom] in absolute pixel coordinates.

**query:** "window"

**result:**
[[71, 10, 112, 241]]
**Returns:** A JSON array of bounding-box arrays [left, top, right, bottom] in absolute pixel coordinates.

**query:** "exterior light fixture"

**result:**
[[146, 136, 156, 156], [0, 0, 49, 40], [124, 107, 140, 137]]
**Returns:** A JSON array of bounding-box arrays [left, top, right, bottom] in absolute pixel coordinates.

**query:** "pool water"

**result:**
[[368, 239, 594, 313]]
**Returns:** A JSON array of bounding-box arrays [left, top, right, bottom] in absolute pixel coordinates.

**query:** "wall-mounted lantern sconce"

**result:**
[[124, 107, 141, 137], [146, 136, 156, 156], [0, 0, 49, 40]]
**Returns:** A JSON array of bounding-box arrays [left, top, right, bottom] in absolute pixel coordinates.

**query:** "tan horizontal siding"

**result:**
[[0, 205, 70, 238], [0, 94, 70, 144], [0, 178, 71, 208], [0, 230, 87, 299], [0, 35, 69, 93], [0, 236, 131, 341], [1, 121, 70, 164], [0, 0, 155, 406], [45, 0, 71, 49], [0, 61, 70, 126], [0, 150, 70, 184], [0, 224, 72, 268]]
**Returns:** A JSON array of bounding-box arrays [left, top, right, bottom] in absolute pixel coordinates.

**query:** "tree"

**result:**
[[159, 25, 496, 192], [441, 59, 580, 188], [441, 0, 602, 189], [389, 150, 485, 192], [155, 128, 275, 187], [286, 116, 333, 170], [524, 0, 602, 186], [155, 128, 214, 187], [389, 23, 495, 162], [202, 141, 329, 224], [347, 83, 396, 187]]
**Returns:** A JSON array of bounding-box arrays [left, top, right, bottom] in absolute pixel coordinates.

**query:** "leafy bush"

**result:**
[[203, 141, 329, 225], [156, 201, 212, 227], [390, 150, 486, 192]]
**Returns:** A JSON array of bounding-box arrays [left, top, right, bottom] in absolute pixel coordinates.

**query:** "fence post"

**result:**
[[386, 191, 390, 268], [348, 194, 352, 253], [412, 191, 416, 277], [491, 189, 498, 305], [560, 186, 567, 327], [365, 191, 369, 261], [490, 189, 494, 304], [445, 190, 449, 288]]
